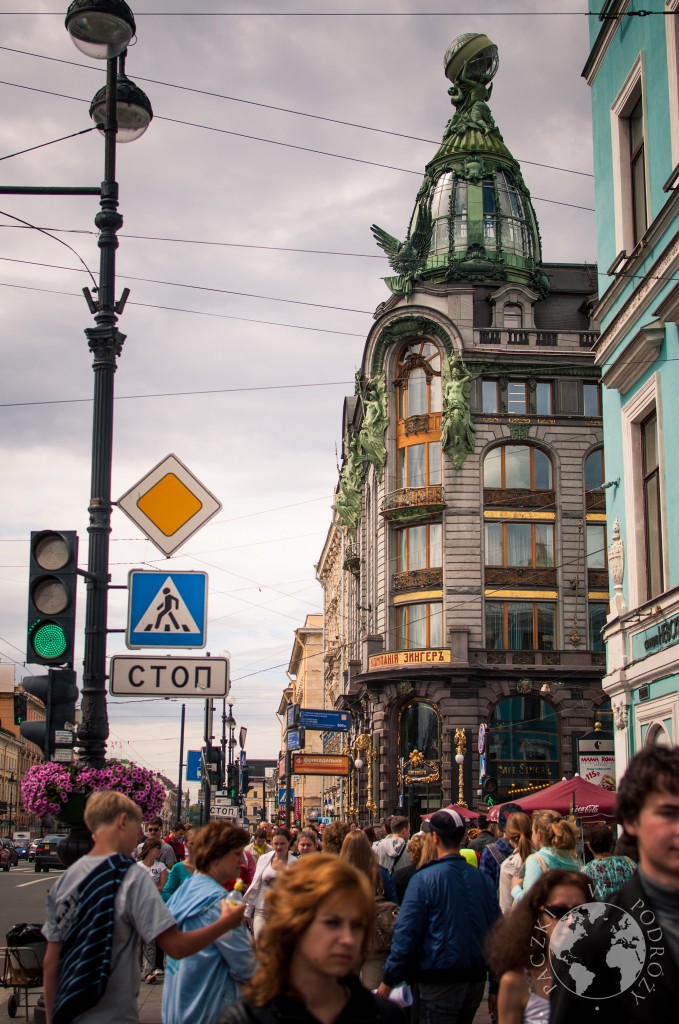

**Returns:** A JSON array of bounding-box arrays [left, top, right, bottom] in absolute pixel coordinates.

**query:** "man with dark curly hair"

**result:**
[[551, 745, 679, 1024], [320, 820, 350, 856]]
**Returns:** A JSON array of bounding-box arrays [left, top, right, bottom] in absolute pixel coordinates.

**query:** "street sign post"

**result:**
[[117, 454, 222, 557], [127, 571, 208, 649], [109, 655, 230, 696], [186, 750, 202, 782], [298, 709, 350, 732], [286, 727, 305, 752], [210, 804, 240, 819]]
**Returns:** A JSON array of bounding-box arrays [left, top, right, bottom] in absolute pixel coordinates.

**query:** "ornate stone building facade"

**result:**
[[277, 614, 325, 825], [321, 34, 608, 826]]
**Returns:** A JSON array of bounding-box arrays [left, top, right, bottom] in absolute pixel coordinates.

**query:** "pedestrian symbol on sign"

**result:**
[[126, 570, 208, 650], [134, 577, 200, 636]]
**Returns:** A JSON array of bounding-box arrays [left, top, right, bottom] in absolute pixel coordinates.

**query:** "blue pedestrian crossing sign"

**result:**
[[127, 571, 208, 649]]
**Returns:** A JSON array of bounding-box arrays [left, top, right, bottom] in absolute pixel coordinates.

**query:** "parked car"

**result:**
[[33, 834, 68, 873], [0, 845, 10, 872], [0, 840, 19, 866], [28, 840, 39, 862]]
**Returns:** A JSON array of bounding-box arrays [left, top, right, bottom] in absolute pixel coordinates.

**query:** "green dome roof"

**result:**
[[371, 34, 546, 297]]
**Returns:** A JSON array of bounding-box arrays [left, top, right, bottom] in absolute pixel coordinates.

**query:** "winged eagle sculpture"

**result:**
[[371, 200, 433, 297]]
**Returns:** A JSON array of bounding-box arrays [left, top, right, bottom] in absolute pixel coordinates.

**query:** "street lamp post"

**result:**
[[7, 773, 15, 839], [64, 1, 152, 766], [454, 728, 468, 808]]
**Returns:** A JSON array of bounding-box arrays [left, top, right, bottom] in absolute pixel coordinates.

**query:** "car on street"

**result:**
[[13, 841, 29, 860], [0, 840, 19, 866], [28, 840, 39, 862], [33, 834, 68, 873], [0, 845, 11, 872]]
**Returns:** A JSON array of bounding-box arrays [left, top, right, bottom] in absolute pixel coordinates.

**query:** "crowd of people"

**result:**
[[39, 744, 679, 1024]]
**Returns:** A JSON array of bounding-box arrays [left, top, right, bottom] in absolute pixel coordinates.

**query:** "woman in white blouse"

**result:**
[[244, 828, 296, 940]]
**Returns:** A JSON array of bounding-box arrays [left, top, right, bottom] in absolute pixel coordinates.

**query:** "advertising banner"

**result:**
[[292, 754, 350, 776]]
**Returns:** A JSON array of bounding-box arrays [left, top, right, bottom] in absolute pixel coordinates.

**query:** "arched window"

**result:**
[[399, 700, 440, 763], [503, 303, 523, 330], [395, 341, 442, 489], [397, 341, 442, 418], [484, 444, 553, 490], [488, 696, 560, 800], [585, 448, 604, 493]]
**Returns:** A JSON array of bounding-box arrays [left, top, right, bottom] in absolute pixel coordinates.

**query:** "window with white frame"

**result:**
[[611, 56, 648, 253], [666, 1, 679, 169], [621, 374, 666, 606]]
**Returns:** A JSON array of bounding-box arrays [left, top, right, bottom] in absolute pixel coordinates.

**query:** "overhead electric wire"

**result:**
[[2, 9, 664, 16], [0, 225, 384, 260], [0, 44, 594, 179], [0, 255, 373, 313], [0, 281, 367, 338], [0, 78, 594, 210]]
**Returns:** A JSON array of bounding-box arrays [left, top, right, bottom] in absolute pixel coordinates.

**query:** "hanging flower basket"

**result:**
[[21, 760, 166, 820]]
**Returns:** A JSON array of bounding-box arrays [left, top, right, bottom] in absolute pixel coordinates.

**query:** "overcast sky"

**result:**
[[0, 1, 597, 803]]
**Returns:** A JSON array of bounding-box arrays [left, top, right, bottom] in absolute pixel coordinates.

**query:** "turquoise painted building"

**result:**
[[583, 1, 679, 767]]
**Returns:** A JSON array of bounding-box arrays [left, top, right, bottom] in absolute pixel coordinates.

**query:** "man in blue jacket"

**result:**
[[377, 807, 500, 1024]]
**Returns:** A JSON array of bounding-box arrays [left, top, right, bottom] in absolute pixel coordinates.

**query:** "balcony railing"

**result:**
[[476, 328, 599, 350], [381, 485, 445, 523], [393, 568, 444, 593]]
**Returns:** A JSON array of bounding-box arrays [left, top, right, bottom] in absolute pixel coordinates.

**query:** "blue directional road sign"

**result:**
[[186, 750, 202, 782], [286, 728, 305, 752], [127, 571, 208, 649], [278, 788, 294, 805], [298, 709, 350, 732]]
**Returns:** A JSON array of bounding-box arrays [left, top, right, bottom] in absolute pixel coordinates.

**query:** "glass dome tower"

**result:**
[[372, 33, 548, 298]]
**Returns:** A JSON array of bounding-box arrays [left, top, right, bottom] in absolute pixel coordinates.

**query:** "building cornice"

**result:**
[[582, 0, 631, 86], [601, 323, 665, 392], [594, 229, 679, 368]]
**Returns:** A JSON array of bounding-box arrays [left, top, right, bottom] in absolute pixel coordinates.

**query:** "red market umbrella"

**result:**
[[487, 775, 617, 823], [421, 804, 481, 822]]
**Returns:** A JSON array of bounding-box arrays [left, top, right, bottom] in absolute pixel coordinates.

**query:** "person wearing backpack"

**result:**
[[373, 816, 410, 876], [339, 830, 400, 989], [376, 808, 500, 1024], [478, 803, 522, 894]]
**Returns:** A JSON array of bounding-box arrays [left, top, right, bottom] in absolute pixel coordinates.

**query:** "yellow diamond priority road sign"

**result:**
[[117, 454, 222, 557]]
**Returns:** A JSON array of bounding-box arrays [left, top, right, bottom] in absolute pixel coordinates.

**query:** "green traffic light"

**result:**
[[30, 620, 68, 660]]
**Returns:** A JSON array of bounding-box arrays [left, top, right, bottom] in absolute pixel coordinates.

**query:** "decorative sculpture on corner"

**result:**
[[441, 352, 480, 469], [370, 199, 433, 298], [608, 518, 627, 616], [442, 33, 500, 140], [613, 701, 629, 731], [335, 433, 363, 538], [357, 372, 389, 481]]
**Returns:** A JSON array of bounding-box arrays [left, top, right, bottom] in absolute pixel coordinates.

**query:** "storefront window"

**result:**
[[488, 696, 560, 801], [399, 700, 441, 762]]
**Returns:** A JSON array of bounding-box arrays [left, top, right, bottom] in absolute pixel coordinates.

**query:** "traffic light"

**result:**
[[205, 747, 222, 785], [13, 692, 27, 726], [241, 766, 251, 796], [27, 531, 78, 666], [482, 777, 498, 805], [226, 763, 239, 800], [20, 669, 78, 760]]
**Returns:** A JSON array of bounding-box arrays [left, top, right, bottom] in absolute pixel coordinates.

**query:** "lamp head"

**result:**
[[90, 73, 153, 142], [66, 0, 135, 60], [354, 757, 364, 770]]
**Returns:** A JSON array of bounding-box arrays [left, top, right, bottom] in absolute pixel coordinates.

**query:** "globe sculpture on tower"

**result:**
[[371, 33, 548, 300]]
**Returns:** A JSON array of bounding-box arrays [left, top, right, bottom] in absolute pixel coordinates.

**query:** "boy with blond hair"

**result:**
[[42, 791, 244, 1024]]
